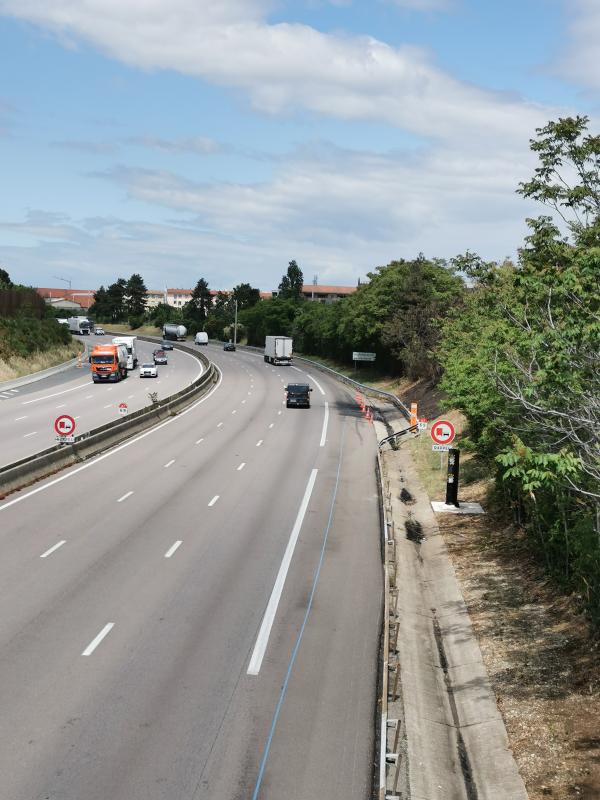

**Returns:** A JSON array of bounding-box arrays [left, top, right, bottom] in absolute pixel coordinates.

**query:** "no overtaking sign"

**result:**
[[430, 420, 455, 446]]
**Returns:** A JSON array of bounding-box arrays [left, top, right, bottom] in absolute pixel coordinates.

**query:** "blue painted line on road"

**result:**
[[251, 418, 346, 800]]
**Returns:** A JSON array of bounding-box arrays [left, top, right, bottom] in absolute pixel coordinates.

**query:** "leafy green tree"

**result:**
[[239, 298, 298, 346], [106, 279, 127, 322], [89, 286, 111, 320], [126, 273, 147, 318], [232, 283, 260, 309], [278, 260, 304, 300], [0, 266, 12, 289]]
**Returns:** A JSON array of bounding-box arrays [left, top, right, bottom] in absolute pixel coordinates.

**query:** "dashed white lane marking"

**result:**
[[9, 389, 18, 393], [85, 395, 93, 399], [164, 541, 182, 558], [208, 495, 219, 507], [291, 366, 303, 373], [14, 416, 27, 421], [241, 399, 246, 404], [320, 401, 329, 448], [56, 404, 66, 409], [128, 394, 134, 399], [22, 381, 89, 405], [117, 491, 133, 503], [164, 459, 175, 468], [24, 431, 37, 438], [268, 423, 274, 429], [195, 438, 204, 445], [237, 462, 246, 471], [40, 540, 66, 558], [82, 623, 114, 656], [232, 409, 237, 415], [217, 422, 224, 428], [103, 404, 111, 409], [278, 410, 282, 415], [256, 439, 263, 447], [247, 468, 319, 675], [248, 392, 252, 396]]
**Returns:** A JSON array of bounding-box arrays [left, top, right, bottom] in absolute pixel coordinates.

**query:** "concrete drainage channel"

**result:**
[[0, 339, 216, 499]]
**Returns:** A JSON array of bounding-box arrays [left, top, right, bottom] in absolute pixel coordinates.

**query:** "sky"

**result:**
[[0, 0, 599, 292]]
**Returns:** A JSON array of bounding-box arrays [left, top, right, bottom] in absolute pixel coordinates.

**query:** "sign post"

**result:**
[[352, 351, 376, 373], [54, 414, 76, 444]]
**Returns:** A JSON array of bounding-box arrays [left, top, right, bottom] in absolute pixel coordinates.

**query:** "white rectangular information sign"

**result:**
[[352, 352, 376, 361], [432, 444, 450, 452]]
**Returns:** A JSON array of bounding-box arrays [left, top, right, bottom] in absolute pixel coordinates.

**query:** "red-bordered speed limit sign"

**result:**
[[430, 419, 455, 445], [54, 414, 76, 436]]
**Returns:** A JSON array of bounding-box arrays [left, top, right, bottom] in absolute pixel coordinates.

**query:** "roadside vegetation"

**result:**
[[0, 271, 77, 381]]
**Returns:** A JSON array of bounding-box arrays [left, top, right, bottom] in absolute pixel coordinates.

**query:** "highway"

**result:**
[[0, 334, 202, 468], [0, 344, 382, 800]]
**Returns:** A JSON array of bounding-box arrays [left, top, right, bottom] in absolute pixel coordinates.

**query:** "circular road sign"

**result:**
[[119, 402, 128, 415], [430, 419, 456, 445], [54, 414, 76, 436]]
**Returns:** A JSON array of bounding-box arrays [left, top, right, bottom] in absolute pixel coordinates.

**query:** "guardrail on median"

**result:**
[[0, 341, 216, 498]]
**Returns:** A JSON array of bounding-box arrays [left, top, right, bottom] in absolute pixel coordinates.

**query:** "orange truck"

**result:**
[[90, 343, 128, 383]]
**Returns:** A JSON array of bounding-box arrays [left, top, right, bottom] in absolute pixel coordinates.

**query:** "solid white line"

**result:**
[[208, 495, 219, 507], [82, 623, 114, 656], [24, 431, 37, 438], [40, 540, 66, 558], [237, 462, 246, 471], [256, 439, 263, 447], [248, 468, 319, 675], [164, 459, 175, 468], [14, 416, 27, 421], [311, 375, 326, 395], [320, 401, 329, 448], [117, 491, 133, 503], [164, 540, 182, 558], [0, 367, 223, 514], [21, 381, 89, 405], [195, 438, 204, 445]]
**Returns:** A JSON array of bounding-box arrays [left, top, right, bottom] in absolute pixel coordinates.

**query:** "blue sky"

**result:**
[[0, 0, 598, 291]]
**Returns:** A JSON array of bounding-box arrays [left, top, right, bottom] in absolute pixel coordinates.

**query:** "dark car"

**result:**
[[153, 349, 168, 365], [285, 383, 312, 408], [161, 340, 174, 350], [223, 341, 236, 351]]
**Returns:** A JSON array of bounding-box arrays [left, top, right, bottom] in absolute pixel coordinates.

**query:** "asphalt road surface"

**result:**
[[0, 344, 382, 800], [0, 334, 202, 468]]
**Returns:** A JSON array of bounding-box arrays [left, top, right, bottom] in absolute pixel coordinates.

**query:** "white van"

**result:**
[[195, 331, 209, 345]]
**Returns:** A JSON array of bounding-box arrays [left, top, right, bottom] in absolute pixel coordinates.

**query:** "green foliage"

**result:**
[[278, 260, 304, 300], [232, 283, 260, 309], [0, 266, 12, 289], [0, 316, 71, 360], [126, 273, 147, 317]]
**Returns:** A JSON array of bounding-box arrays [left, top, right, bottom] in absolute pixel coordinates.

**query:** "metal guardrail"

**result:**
[[0, 339, 215, 497]]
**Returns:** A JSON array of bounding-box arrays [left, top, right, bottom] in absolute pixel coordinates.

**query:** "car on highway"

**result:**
[[223, 341, 236, 351], [285, 383, 312, 408], [153, 349, 168, 365], [139, 362, 158, 378], [94, 327, 105, 335], [160, 340, 174, 350]]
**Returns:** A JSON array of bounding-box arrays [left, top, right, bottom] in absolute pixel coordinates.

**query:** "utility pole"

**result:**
[[233, 299, 238, 347]]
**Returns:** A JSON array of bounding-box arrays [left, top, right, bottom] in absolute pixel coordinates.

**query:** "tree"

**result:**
[[232, 283, 260, 310], [89, 286, 111, 320], [126, 273, 147, 318], [0, 266, 12, 289], [278, 260, 304, 300], [106, 279, 127, 322]]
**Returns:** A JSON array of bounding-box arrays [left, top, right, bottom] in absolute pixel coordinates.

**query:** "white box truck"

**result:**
[[264, 336, 293, 366], [194, 331, 208, 345], [112, 336, 138, 369], [68, 316, 92, 335]]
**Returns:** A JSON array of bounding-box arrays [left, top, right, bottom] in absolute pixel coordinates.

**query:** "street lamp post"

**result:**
[[233, 299, 238, 347]]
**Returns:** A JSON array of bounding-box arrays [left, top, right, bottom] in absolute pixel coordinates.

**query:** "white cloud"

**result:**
[[558, 0, 600, 90], [388, 0, 451, 10], [126, 136, 225, 154], [0, 0, 552, 146]]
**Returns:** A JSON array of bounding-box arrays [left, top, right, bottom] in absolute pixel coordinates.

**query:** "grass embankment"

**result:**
[[0, 317, 81, 382], [0, 342, 83, 382]]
